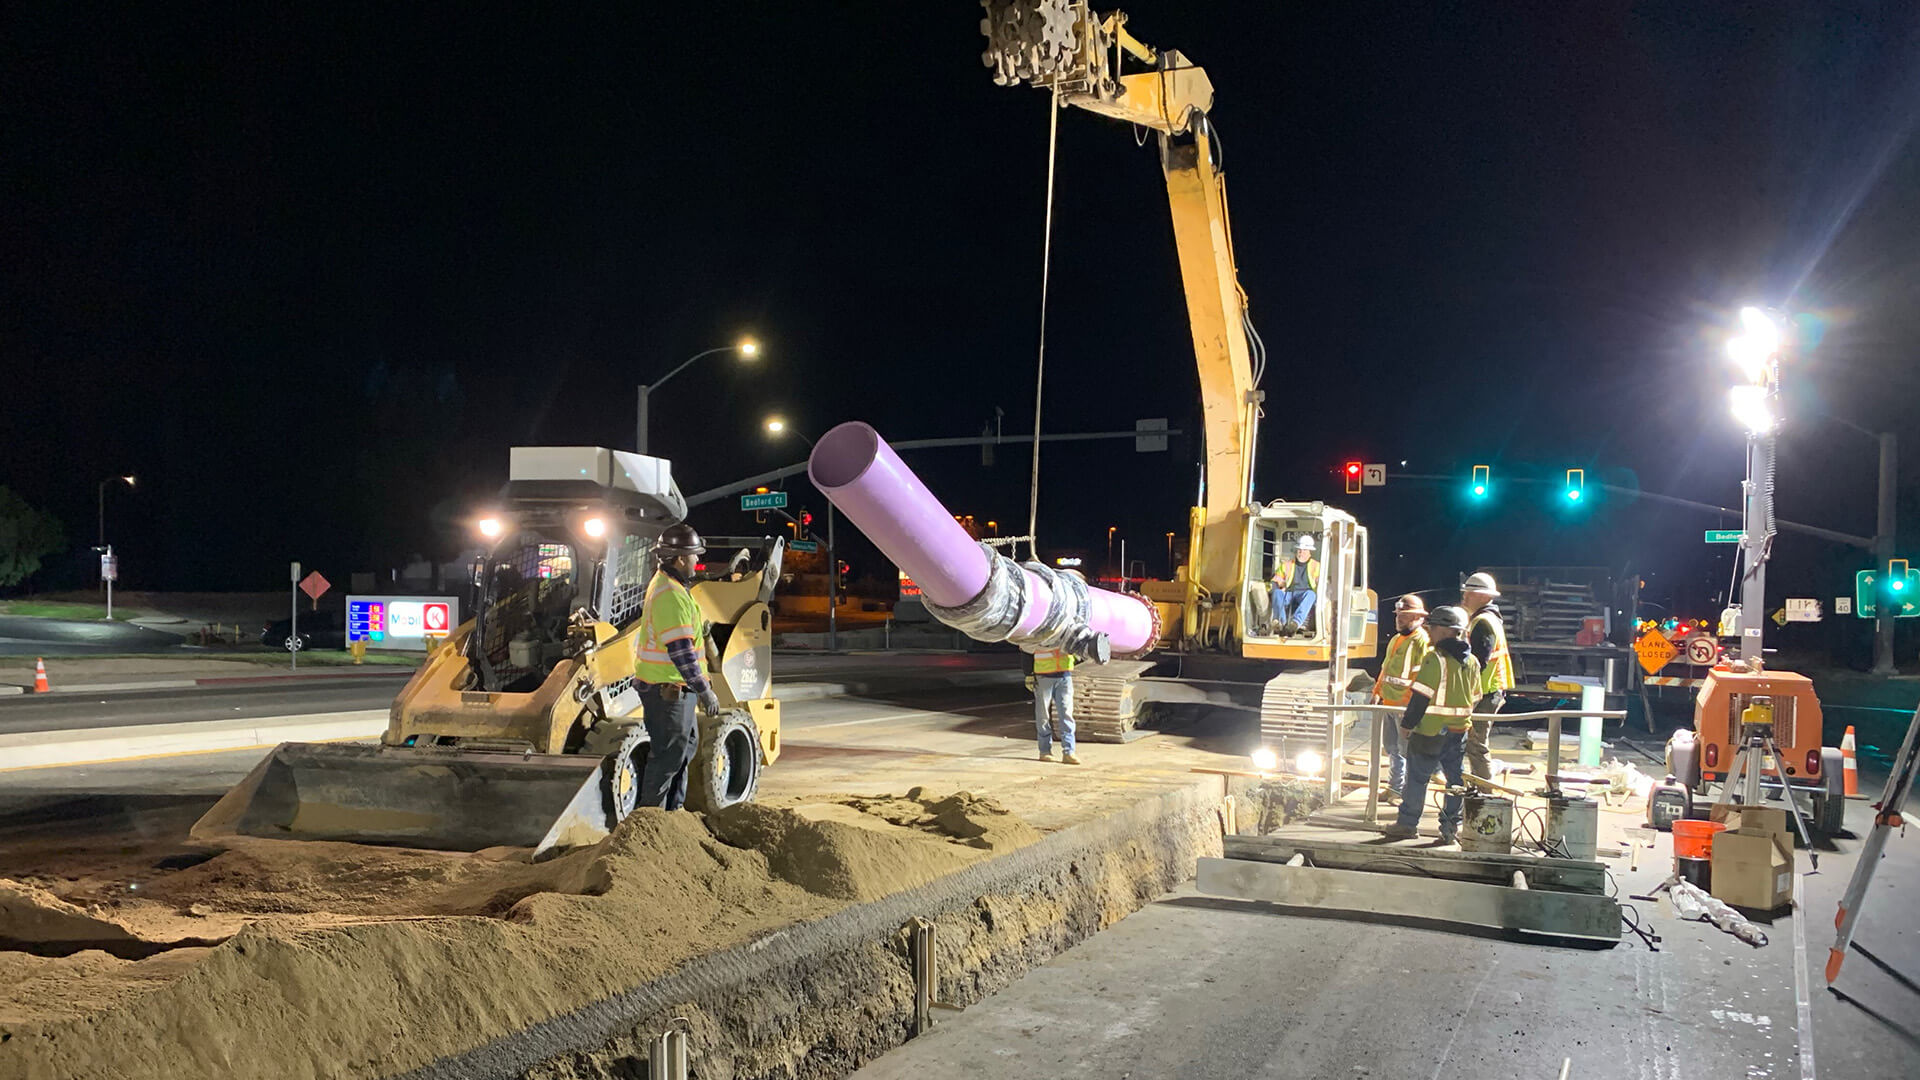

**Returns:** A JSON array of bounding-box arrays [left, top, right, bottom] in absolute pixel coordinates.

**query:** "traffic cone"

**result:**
[[33, 658, 50, 693], [1840, 726, 1859, 797]]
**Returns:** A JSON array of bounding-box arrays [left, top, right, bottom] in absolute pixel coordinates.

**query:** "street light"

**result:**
[[765, 415, 838, 653], [1107, 525, 1118, 578], [1723, 305, 1784, 662], [1166, 531, 1176, 575], [94, 474, 135, 619], [97, 474, 135, 547], [636, 338, 761, 455]]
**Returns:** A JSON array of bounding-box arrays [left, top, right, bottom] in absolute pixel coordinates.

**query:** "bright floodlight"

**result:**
[[1726, 306, 1779, 384], [1295, 749, 1325, 777], [1729, 385, 1774, 434], [122, 474, 137, 486], [477, 517, 503, 539], [582, 516, 607, 538], [1250, 747, 1279, 772], [765, 417, 786, 434], [739, 339, 760, 358]]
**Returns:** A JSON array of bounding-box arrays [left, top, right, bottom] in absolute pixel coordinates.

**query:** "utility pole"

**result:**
[[827, 505, 839, 654], [1874, 432, 1898, 675]]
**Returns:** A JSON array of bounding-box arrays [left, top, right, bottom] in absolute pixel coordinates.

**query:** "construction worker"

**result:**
[[1031, 646, 1082, 764], [1370, 594, 1431, 800], [1383, 605, 1482, 844], [1461, 571, 1514, 781], [634, 523, 722, 810], [1269, 534, 1321, 636]]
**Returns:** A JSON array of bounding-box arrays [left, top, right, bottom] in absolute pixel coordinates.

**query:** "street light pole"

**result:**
[[636, 340, 760, 456], [1726, 307, 1781, 664], [765, 416, 837, 653], [1874, 432, 1898, 675], [97, 475, 134, 594]]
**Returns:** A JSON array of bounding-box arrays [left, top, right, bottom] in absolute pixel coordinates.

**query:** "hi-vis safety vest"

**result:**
[[1408, 648, 1483, 736], [635, 570, 707, 685], [1034, 648, 1076, 675], [1373, 627, 1431, 707], [1273, 558, 1321, 591], [1471, 609, 1515, 694]]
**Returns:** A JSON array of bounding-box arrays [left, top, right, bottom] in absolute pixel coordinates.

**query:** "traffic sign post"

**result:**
[[741, 491, 788, 511], [290, 561, 301, 671]]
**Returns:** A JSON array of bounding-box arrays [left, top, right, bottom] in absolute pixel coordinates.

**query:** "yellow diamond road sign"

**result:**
[[1635, 629, 1677, 675]]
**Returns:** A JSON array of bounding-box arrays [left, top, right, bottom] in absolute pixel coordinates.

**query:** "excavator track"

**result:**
[[1073, 660, 1159, 742]]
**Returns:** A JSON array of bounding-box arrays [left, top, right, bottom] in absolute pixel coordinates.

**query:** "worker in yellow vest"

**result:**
[[1370, 594, 1431, 801], [1383, 605, 1482, 843], [634, 523, 722, 810], [1032, 646, 1082, 764], [1461, 571, 1514, 781], [1269, 534, 1321, 636]]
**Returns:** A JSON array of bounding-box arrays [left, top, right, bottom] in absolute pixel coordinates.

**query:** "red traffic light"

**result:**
[[1346, 462, 1361, 475], [801, 510, 814, 526]]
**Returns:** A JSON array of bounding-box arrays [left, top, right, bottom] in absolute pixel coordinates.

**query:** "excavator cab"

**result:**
[[1237, 503, 1377, 663]]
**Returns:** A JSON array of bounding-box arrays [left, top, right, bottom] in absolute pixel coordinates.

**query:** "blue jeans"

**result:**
[[1378, 713, 1406, 793], [1034, 675, 1075, 755], [1270, 587, 1316, 627], [1395, 727, 1466, 835]]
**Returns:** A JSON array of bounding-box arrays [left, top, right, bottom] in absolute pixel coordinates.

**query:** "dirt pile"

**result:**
[[0, 793, 1045, 1080]]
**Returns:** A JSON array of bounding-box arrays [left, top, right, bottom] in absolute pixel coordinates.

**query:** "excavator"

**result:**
[[981, 3, 1378, 758], [193, 446, 786, 855]]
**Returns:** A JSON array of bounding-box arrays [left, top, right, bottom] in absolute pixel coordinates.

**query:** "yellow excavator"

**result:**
[[982, 3, 1377, 753], [193, 446, 785, 854]]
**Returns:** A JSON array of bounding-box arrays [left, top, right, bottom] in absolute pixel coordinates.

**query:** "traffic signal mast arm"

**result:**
[[1394, 471, 1873, 549]]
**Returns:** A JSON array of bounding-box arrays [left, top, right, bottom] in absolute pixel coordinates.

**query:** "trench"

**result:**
[[399, 780, 1234, 1080]]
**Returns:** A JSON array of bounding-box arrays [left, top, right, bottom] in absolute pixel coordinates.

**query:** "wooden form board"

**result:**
[[1197, 856, 1622, 943]]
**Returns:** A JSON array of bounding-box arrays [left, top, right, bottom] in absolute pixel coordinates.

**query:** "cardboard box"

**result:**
[[1710, 825, 1794, 911], [1708, 804, 1796, 848]]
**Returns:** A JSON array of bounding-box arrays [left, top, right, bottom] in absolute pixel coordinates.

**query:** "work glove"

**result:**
[[698, 688, 722, 716]]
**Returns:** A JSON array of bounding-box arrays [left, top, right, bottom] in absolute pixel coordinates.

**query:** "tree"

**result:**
[[0, 488, 66, 589]]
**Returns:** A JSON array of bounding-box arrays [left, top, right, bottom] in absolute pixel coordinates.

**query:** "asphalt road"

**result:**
[[852, 793, 1920, 1080], [0, 614, 185, 656], [0, 675, 409, 735], [0, 678, 1035, 835]]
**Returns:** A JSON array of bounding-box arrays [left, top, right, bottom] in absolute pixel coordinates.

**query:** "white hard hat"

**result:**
[[1295, 535, 1316, 553]]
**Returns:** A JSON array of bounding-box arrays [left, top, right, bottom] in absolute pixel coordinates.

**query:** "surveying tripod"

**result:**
[[1712, 698, 1817, 863], [1826, 701, 1920, 984]]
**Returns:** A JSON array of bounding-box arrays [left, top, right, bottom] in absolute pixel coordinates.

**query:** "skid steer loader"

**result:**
[[192, 446, 786, 855]]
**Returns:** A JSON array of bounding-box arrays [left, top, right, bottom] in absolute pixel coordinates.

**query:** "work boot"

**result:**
[[1381, 823, 1418, 840], [1283, 619, 1300, 636], [1061, 752, 1083, 765], [1381, 788, 1401, 806], [1437, 830, 1459, 846], [1038, 750, 1054, 762]]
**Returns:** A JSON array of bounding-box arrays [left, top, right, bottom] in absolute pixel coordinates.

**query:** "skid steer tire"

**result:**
[[602, 725, 652, 824], [685, 710, 762, 813]]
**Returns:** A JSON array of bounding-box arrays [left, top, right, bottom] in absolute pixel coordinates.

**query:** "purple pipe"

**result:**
[[809, 422, 1157, 657]]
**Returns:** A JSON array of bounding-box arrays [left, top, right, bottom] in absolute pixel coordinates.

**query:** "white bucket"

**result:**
[[1460, 794, 1513, 854], [1546, 795, 1599, 860]]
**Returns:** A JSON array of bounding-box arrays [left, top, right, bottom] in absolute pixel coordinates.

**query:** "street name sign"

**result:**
[[741, 491, 788, 511], [789, 539, 819, 553], [1704, 530, 1743, 544]]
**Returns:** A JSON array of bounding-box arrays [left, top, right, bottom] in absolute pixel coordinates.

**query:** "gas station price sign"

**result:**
[[348, 599, 387, 642]]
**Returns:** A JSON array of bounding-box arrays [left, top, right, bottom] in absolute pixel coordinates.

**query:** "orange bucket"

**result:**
[[1672, 819, 1725, 860]]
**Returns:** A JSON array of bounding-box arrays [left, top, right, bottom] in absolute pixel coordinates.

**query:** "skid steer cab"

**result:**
[[193, 447, 786, 856]]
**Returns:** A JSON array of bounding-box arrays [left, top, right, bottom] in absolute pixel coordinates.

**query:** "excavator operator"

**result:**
[[634, 523, 723, 810], [1269, 534, 1321, 637]]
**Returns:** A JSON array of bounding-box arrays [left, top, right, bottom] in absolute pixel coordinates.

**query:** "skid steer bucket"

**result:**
[[189, 743, 617, 855]]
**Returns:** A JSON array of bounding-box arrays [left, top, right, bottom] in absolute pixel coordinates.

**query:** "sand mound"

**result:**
[[0, 794, 1044, 1079], [711, 788, 1041, 902]]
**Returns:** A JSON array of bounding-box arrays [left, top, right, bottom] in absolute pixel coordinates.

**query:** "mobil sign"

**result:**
[[347, 595, 460, 651]]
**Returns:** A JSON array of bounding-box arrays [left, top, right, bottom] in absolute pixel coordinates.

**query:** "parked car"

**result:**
[[260, 609, 345, 651]]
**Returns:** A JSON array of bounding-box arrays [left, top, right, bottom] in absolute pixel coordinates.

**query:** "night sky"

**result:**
[[7, 3, 1920, 642]]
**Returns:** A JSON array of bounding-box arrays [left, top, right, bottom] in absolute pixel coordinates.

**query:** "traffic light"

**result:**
[[754, 486, 769, 525], [1892, 559, 1911, 594], [799, 509, 813, 539], [1344, 461, 1362, 495], [1470, 465, 1489, 499], [1564, 468, 1584, 502]]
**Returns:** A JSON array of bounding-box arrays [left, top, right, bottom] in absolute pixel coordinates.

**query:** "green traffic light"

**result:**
[[1566, 489, 1581, 501], [1472, 485, 1486, 497]]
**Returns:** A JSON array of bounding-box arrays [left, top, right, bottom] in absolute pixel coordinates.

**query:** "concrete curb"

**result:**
[[0, 711, 389, 771]]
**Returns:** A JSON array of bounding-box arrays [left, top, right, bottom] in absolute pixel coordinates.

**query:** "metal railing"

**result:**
[[1290, 703, 1627, 824]]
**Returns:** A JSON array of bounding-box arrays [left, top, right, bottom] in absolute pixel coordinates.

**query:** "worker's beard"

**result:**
[[664, 561, 697, 586]]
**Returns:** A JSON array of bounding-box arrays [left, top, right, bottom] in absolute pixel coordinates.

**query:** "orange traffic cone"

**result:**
[[1840, 726, 1859, 797], [33, 658, 50, 693]]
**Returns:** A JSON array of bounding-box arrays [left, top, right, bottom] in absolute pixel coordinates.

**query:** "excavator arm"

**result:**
[[982, 2, 1262, 624]]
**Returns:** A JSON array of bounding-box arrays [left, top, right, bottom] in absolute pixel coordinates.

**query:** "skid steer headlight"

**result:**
[[476, 516, 503, 539], [1295, 750, 1325, 777], [1250, 747, 1278, 772], [582, 516, 607, 539]]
